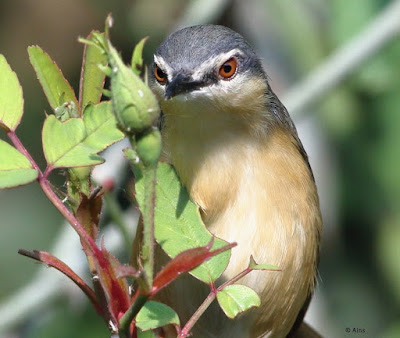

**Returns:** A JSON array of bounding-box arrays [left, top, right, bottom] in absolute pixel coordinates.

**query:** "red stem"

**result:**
[[7, 130, 100, 255], [7, 130, 41, 172], [178, 285, 217, 338], [178, 267, 256, 337], [38, 175, 99, 252]]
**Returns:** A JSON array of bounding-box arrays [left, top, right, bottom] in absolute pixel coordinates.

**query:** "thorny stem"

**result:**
[[7, 130, 41, 172], [127, 135, 157, 293], [140, 164, 157, 289], [118, 292, 148, 338], [7, 130, 100, 255], [117, 137, 159, 336], [38, 174, 98, 251]]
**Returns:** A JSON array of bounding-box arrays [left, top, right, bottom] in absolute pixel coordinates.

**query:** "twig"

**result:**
[[179, 264, 271, 337], [137, 164, 157, 289], [0, 223, 124, 333], [178, 289, 216, 337], [7, 130, 100, 255], [118, 293, 148, 338], [284, 0, 400, 118]]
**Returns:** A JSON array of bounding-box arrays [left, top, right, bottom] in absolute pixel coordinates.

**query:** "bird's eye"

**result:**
[[219, 58, 237, 79], [154, 64, 166, 84]]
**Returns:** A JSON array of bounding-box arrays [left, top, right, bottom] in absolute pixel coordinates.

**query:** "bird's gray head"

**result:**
[[150, 25, 267, 103]]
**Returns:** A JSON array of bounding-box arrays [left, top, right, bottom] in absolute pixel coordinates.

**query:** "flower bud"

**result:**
[[136, 128, 162, 167], [107, 43, 160, 134]]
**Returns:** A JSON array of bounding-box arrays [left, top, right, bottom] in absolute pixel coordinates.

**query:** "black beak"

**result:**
[[165, 73, 203, 100]]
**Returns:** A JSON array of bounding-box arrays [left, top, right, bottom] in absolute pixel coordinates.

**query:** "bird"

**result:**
[[147, 24, 322, 337]]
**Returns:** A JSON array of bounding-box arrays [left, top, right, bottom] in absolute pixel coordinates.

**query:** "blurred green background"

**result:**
[[1, 0, 400, 337]]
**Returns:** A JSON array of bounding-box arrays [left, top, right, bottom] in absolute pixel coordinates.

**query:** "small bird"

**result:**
[[148, 25, 322, 337]]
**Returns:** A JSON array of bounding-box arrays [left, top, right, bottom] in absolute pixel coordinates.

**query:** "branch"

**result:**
[[0, 223, 125, 333], [7, 130, 100, 255], [0, 141, 132, 334], [283, 0, 400, 118]]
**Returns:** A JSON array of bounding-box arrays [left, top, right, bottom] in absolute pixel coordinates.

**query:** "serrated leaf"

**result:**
[[0, 139, 38, 189], [0, 54, 24, 131], [82, 101, 124, 151], [136, 301, 180, 331], [131, 37, 148, 76], [135, 163, 231, 283], [42, 115, 103, 169], [79, 31, 108, 110], [42, 102, 123, 169], [66, 101, 124, 205], [216, 285, 261, 319], [28, 46, 78, 113]]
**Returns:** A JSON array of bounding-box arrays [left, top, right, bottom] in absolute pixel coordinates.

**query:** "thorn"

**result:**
[[108, 320, 118, 333]]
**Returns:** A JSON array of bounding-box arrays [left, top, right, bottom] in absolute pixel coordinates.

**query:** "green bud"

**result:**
[[102, 89, 111, 98], [97, 64, 112, 77], [136, 128, 162, 167], [123, 147, 140, 164], [55, 101, 79, 121], [107, 43, 160, 134], [131, 37, 148, 76]]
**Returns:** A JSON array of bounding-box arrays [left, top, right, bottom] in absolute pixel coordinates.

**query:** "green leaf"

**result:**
[[79, 31, 108, 110], [82, 101, 124, 151], [136, 301, 180, 331], [137, 329, 156, 338], [216, 285, 261, 319], [28, 46, 78, 113], [67, 101, 124, 206], [42, 115, 103, 169], [0, 54, 24, 131], [0, 139, 38, 189], [135, 162, 231, 283], [249, 255, 280, 271], [42, 102, 124, 169], [131, 37, 148, 76]]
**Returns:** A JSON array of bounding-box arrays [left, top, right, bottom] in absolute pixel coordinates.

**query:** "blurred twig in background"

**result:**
[[284, 0, 400, 117]]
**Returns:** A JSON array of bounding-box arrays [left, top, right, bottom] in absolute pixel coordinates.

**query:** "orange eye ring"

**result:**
[[219, 58, 237, 79], [154, 64, 166, 83]]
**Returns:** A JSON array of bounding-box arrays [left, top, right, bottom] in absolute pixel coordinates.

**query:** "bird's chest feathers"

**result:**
[[163, 107, 254, 215], [164, 115, 318, 280]]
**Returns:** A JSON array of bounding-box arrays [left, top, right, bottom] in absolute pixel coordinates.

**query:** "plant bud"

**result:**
[[136, 128, 161, 167], [107, 44, 160, 134]]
